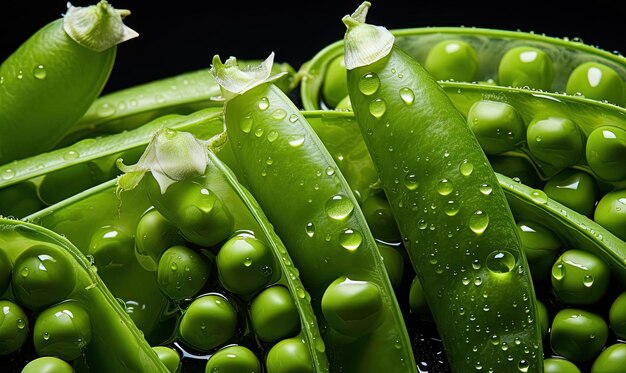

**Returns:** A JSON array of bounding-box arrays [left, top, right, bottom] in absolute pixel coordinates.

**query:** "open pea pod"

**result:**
[[0, 107, 224, 218], [0, 218, 167, 372], [60, 60, 296, 146], [300, 25, 626, 110]]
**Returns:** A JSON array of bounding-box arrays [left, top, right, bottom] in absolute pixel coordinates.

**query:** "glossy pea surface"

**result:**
[[135, 208, 184, 271], [498, 46, 554, 90], [466, 100, 525, 155], [543, 169, 597, 217], [157, 245, 210, 301], [408, 275, 431, 320], [517, 221, 561, 281], [593, 189, 626, 241], [179, 294, 238, 351], [609, 292, 626, 339], [153, 346, 181, 373], [551, 249, 609, 305], [586, 126, 626, 181], [0, 300, 29, 355], [250, 286, 299, 343], [205, 345, 260, 373], [424, 40, 479, 82], [33, 301, 92, 361], [361, 193, 401, 243], [550, 308, 608, 362], [566, 62, 625, 105], [543, 357, 580, 373], [591, 343, 626, 373], [376, 243, 404, 289], [265, 337, 314, 373], [216, 234, 275, 295], [88, 226, 134, 270], [526, 117, 583, 168], [21, 356, 74, 373]]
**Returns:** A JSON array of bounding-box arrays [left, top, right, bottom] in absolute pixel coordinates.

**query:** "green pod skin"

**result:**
[[344, 8, 542, 372], [0, 2, 129, 164], [218, 67, 416, 371], [0, 218, 168, 372]]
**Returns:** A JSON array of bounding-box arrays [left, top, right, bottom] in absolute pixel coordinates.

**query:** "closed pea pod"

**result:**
[[0, 0, 137, 164], [343, 3, 542, 372]]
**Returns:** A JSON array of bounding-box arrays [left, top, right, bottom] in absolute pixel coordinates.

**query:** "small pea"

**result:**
[[205, 345, 260, 373], [250, 286, 300, 343], [424, 40, 479, 82], [526, 116, 583, 168], [408, 275, 431, 321], [0, 183, 43, 218], [377, 242, 404, 289], [543, 357, 580, 373], [12, 244, 76, 309], [566, 62, 625, 105], [0, 300, 29, 355], [489, 155, 540, 188], [536, 299, 549, 339], [543, 169, 598, 217], [0, 250, 11, 296], [88, 226, 134, 270], [157, 245, 210, 301], [361, 193, 401, 243], [335, 95, 352, 111], [265, 337, 314, 373], [591, 343, 626, 373], [179, 294, 237, 351], [516, 221, 561, 281], [321, 276, 384, 337], [38, 163, 103, 205], [609, 292, 626, 339], [33, 301, 92, 361], [551, 249, 609, 305], [586, 126, 626, 182], [466, 100, 525, 155], [322, 55, 349, 108], [594, 189, 626, 241], [216, 234, 275, 295], [550, 308, 608, 362], [135, 208, 184, 271], [153, 346, 180, 373], [498, 46, 554, 90], [21, 356, 74, 373]]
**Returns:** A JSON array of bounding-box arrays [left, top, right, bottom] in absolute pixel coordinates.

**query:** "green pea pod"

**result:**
[[211, 53, 416, 372], [0, 108, 224, 217], [61, 60, 297, 146], [343, 3, 541, 372], [300, 25, 626, 109], [0, 218, 167, 372], [0, 1, 137, 164]]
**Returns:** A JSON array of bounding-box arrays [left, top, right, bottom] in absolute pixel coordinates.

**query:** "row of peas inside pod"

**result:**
[[27, 128, 329, 372]]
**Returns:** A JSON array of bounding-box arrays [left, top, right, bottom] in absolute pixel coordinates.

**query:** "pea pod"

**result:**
[[343, 3, 542, 372], [0, 218, 167, 372], [211, 53, 415, 372], [300, 25, 626, 109], [61, 60, 296, 145], [0, 1, 137, 164]]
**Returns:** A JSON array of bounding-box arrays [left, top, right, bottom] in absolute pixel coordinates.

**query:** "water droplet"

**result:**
[[437, 179, 454, 196], [16, 319, 25, 329], [418, 219, 428, 230], [518, 360, 529, 372], [239, 115, 253, 133], [254, 127, 264, 137], [257, 97, 270, 111], [155, 94, 165, 103], [2, 168, 15, 180], [325, 166, 335, 176], [305, 222, 315, 237], [16, 70, 23, 79], [20, 267, 29, 278], [479, 183, 493, 195], [404, 174, 419, 190], [289, 114, 299, 123], [288, 134, 305, 147], [583, 275, 594, 287], [43, 332, 50, 340], [369, 98, 387, 119], [170, 262, 177, 271], [474, 277, 482, 286], [265, 157, 273, 165], [462, 277, 470, 285], [315, 339, 326, 352], [296, 287, 306, 298], [444, 200, 460, 216], [399, 87, 415, 104], [469, 210, 489, 235], [459, 160, 474, 176], [358, 72, 380, 95], [97, 102, 116, 117], [267, 130, 278, 142], [530, 189, 548, 204], [501, 342, 509, 351], [490, 334, 500, 345], [33, 65, 46, 80], [325, 195, 354, 220], [63, 150, 79, 160], [271, 108, 287, 121], [552, 263, 565, 280], [486, 250, 516, 274], [262, 265, 273, 276], [243, 257, 252, 267], [339, 228, 362, 251]]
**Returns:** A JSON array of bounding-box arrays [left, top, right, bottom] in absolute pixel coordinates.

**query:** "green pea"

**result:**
[[551, 249, 609, 305], [466, 100, 525, 155], [543, 169, 598, 217], [566, 62, 625, 105], [489, 155, 540, 188], [21, 356, 74, 373], [157, 245, 210, 301], [12, 244, 76, 309], [498, 46, 554, 90], [536, 300, 549, 339], [135, 208, 184, 271], [586, 126, 626, 181], [594, 189, 626, 241], [216, 234, 275, 295], [0, 183, 43, 218], [250, 286, 300, 343], [361, 193, 401, 243], [609, 292, 626, 339], [591, 343, 626, 373], [205, 345, 260, 373], [322, 55, 349, 108], [550, 308, 608, 362], [0, 300, 29, 355], [0, 250, 11, 296], [516, 221, 562, 281], [88, 226, 134, 270], [38, 163, 103, 205], [265, 337, 314, 373], [377, 242, 404, 289], [543, 357, 580, 373], [526, 116, 583, 168], [321, 276, 384, 337], [153, 346, 180, 373], [335, 95, 352, 111], [424, 40, 479, 82], [33, 301, 92, 361], [408, 275, 431, 321], [179, 294, 237, 351]]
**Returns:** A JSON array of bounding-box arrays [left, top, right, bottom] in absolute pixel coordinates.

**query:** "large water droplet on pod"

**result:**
[[469, 210, 489, 235], [359, 73, 380, 95], [399, 87, 415, 104], [339, 229, 362, 251], [369, 98, 387, 119]]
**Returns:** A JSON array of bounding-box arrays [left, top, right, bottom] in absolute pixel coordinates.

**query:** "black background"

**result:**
[[2, 1, 626, 95]]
